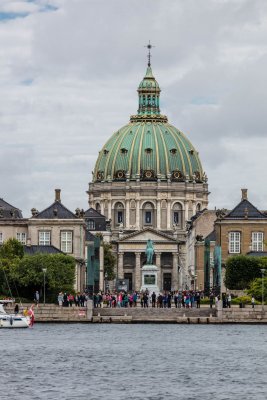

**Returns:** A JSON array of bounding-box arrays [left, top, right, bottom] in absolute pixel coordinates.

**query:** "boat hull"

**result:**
[[0, 315, 30, 328]]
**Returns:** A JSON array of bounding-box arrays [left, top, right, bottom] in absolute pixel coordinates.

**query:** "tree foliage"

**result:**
[[0, 239, 24, 295], [224, 255, 267, 290], [103, 242, 116, 280], [0, 240, 76, 300], [247, 277, 267, 302]]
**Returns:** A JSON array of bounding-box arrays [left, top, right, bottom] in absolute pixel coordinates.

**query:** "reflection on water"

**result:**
[[0, 324, 266, 400]]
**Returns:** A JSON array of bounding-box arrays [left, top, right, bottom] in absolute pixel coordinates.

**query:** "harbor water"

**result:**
[[0, 324, 266, 400]]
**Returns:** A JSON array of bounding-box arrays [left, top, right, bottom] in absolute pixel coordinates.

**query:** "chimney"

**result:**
[[55, 189, 61, 203], [241, 188, 248, 201]]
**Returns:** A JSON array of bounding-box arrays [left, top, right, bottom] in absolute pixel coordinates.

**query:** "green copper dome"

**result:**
[[93, 64, 205, 184]]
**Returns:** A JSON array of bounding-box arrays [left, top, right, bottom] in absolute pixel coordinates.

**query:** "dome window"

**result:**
[[145, 148, 153, 154], [120, 148, 128, 155], [172, 170, 184, 181], [170, 148, 177, 155], [115, 170, 125, 180], [103, 149, 109, 155], [189, 149, 194, 155], [143, 170, 155, 180]]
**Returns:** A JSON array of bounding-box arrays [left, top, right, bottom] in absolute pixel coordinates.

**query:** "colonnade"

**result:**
[[117, 251, 180, 292]]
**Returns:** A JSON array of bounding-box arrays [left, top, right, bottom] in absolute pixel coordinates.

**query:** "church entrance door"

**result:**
[[163, 273, 172, 291], [124, 273, 133, 291]]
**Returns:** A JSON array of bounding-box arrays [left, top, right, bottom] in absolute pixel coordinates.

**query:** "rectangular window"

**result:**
[[117, 211, 123, 223], [229, 232, 240, 254], [145, 211, 152, 224], [87, 220, 95, 230], [16, 232, 27, 245], [252, 232, 263, 252], [0, 232, 3, 244], [39, 231, 51, 246], [173, 212, 179, 224], [61, 231, 73, 253]]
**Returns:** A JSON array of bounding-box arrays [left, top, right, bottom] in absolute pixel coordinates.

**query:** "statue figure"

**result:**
[[145, 239, 154, 265]]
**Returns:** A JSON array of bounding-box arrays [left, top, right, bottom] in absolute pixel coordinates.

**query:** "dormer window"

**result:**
[[103, 149, 109, 155], [145, 148, 152, 155], [189, 149, 194, 155], [87, 220, 95, 230], [170, 148, 177, 155], [120, 148, 128, 155]]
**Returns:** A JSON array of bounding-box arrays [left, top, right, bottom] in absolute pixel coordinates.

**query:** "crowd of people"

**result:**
[[92, 290, 205, 308], [57, 292, 88, 307]]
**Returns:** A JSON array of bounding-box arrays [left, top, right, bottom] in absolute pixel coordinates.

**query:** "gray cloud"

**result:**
[[0, 0, 267, 216]]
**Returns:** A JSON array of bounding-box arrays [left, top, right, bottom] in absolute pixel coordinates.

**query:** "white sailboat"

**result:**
[[0, 302, 30, 328]]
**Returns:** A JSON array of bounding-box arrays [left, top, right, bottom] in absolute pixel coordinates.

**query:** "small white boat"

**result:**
[[0, 303, 30, 328]]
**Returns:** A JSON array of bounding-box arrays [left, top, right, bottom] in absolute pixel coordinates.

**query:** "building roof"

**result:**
[[32, 201, 77, 219], [93, 63, 205, 184], [0, 198, 23, 219], [84, 208, 105, 219], [225, 198, 267, 220], [23, 245, 64, 255], [205, 230, 216, 242]]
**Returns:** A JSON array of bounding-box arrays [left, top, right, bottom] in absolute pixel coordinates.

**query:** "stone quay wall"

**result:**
[[4, 302, 267, 323]]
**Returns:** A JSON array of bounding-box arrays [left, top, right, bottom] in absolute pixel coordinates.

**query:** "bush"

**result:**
[[224, 256, 267, 290]]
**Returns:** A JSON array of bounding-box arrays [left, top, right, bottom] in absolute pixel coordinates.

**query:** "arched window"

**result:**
[[196, 203, 201, 213], [114, 202, 124, 226], [95, 203, 101, 213], [142, 202, 155, 227], [172, 203, 183, 227]]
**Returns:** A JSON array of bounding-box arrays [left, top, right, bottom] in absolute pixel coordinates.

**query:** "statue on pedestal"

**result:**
[[145, 239, 154, 265]]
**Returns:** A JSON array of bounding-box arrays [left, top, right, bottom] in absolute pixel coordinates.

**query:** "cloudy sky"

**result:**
[[1, 0, 267, 216]]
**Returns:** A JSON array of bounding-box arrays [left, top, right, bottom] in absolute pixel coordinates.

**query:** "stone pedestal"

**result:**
[[140, 264, 160, 295]]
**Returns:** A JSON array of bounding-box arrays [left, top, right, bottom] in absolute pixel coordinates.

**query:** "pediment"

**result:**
[[118, 228, 177, 243]]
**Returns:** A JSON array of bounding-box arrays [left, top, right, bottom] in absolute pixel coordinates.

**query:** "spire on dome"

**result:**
[[146, 40, 154, 67], [130, 43, 168, 123]]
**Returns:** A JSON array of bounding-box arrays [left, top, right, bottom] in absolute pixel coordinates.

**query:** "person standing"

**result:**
[[151, 292, 156, 308], [58, 292, 63, 307], [34, 291, 39, 307], [251, 296, 255, 309], [14, 303, 19, 314], [227, 294, 232, 308]]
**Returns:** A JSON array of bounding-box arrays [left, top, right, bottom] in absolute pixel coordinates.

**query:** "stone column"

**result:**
[[136, 200, 140, 230], [167, 200, 171, 229], [184, 200, 189, 222], [172, 252, 178, 291], [100, 201, 104, 215], [125, 199, 130, 229], [157, 199, 161, 230], [156, 252, 161, 290], [192, 201, 196, 216], [108, 200, 112, 220], [135, 252, 141, 291], [117, 252, 124, 280]]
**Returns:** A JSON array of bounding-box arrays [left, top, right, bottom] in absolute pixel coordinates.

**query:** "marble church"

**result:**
[[88, 47, 209, 292]]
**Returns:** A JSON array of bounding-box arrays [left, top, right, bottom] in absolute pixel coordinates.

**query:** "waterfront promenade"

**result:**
[[5, 302, 267, 323]]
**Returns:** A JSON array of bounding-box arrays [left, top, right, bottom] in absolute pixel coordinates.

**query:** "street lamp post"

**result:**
[[42, 268, 47, 305], [260, 268, 265, 312]]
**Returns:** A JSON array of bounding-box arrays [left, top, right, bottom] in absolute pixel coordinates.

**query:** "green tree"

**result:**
[[16, 253, 76, 301], [224, 255, 267, 290], [247, 277, 267, 302], [103, 242, 116, 280], [0, 238, 24, 296]]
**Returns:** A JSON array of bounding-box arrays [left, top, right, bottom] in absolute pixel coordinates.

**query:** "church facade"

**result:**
[[88, 54, 209, 292]]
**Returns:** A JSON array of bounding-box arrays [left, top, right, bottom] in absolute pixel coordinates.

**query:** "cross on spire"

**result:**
[[145, 40, 154, 67]]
